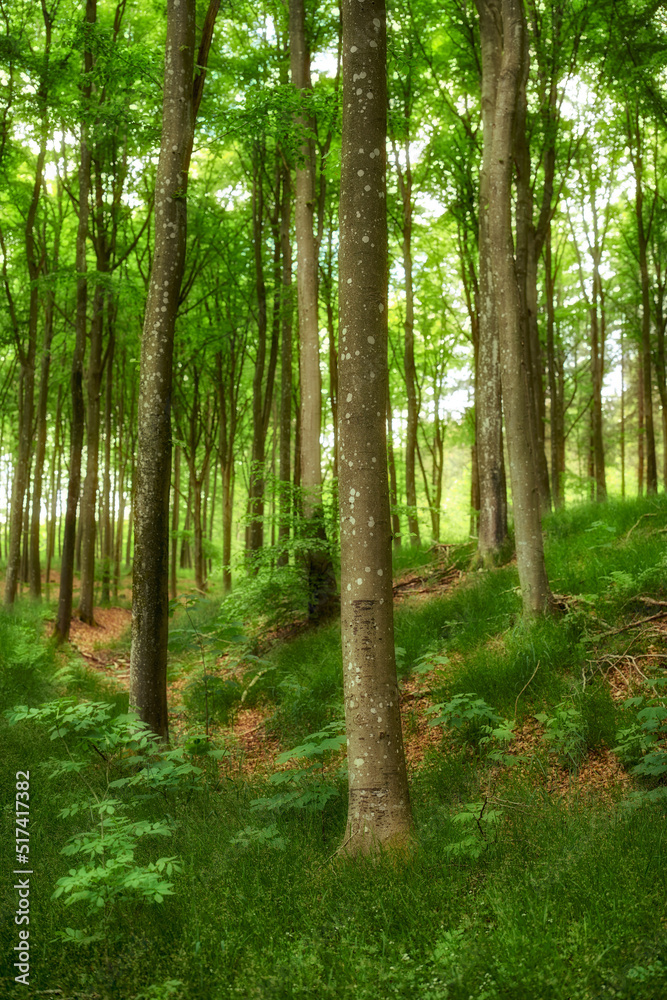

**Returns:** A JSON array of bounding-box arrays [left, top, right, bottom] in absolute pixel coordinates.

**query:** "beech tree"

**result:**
[[338, 0, 412, 853], [481, 0, 552, 615], [290, 0, 337, 618], [129, 0, 219, 739]]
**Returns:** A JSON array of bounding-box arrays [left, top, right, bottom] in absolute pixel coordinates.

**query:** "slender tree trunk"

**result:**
[[590, 250, 606, 501], [514, 78, 550, 515], [338, 0, 412, 854], [278, 161, 293, 566], [54, 1, 94, 639], [638, 354, 645, 496], [100, 326, 114, 604], [290, 0, 337, 618], [387, 391, 401, 548], [545, 229, 564, 507], [636, 168, 657, 493], [29, 292, 55, 599], [78, 285, 105, 623], [170, 444, 180, 600], [485, 0, 551, 616], [392, 138, 420, 547], [475, 0, 508, 564], [46, 386, 63, 596], [130, 0, 218, 739]]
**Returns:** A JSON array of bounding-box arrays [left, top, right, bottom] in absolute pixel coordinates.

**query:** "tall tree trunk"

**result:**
[[590, 249, 606, 501], [392, 137, 420, 547], [387, 391, 401, 548], [130, 0, 219, 739], [514, 75, 551, 515], [636, 164, 657, 494], [46, 386, 63, 596], [170, 444, 180, 601], [290, 0, 337, 618], [247, 146, 279, 558], [338, 0, 412, 854], [100, 325, 114, 604], [278, 161, 293, 566], [29, 292, 55, 599], [485, 0, 551, 616], [638, 353, 645, 496], [54, 5, 95, 638], [545, 229, 564, 507], [78, 285, 105, 623], [475, 0, 508, 564]]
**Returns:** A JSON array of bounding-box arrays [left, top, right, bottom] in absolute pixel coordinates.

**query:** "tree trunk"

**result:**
[[29, 291, 55, 599], [100, 325, 114, 604], [170, 444, 180, 601], [54, 0, 95, 639], [475, 0, 508, 564], [590, 249, 606, 501], [387, 392, 401, 548], [290, 0, 337, 618], [338, 0, 412, 854], [545, 229, 564, 507], [130, 0, 218, 739], [278, 160, 293, 566], [636, 160, 657, 494], [485, 0, 551, 616], [78, 284, 105, 623]]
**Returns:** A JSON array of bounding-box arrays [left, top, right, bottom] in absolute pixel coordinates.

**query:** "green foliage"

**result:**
[[445, 798, 504, 859], [229, 824, 287, 850], [183, 673, 243, 725], [537, 701, 588, 771], [615, 682, 667, 782], [0, 607, 56, 711], [428, 692, 502, 750], [5, 699, 204, 943], [251, 721, 346, 813]]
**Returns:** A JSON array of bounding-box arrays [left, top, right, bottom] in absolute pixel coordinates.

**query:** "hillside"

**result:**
[[1, 495, 667, 999]]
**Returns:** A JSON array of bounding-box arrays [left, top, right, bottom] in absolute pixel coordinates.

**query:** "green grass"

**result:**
[[2, 494, 667, 998]]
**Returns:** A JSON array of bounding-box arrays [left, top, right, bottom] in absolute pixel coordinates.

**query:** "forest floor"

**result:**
[[4, 495, 667, 1000], [56, 550, 646, 799]]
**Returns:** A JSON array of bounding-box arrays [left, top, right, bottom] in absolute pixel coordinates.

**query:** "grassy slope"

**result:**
[[1, 496, 666, 999]]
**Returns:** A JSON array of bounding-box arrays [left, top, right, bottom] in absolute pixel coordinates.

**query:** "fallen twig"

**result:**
[[597, 610, 667, 638], [623, 512, 658, 540], [514, 661, 540, 718]]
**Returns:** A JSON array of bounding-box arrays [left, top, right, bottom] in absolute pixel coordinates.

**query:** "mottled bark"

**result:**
[[590, 248, 606, 501], [78, 284, 105, 622], [247, 149, 279, 556], [485, 0, 551, 616], [100, 328, 114, 604], [54, 1, 94, 640], [130, 0, 219, 739], [475, 0, 508, 564], [29, 292, 55, 599], [338, 0, 412, 854], [545, 230, 564, 507], [290, 0, 337, 618], [278, 161, 293, 566], [635, 156, 657, 494], [170, 444, 180, 601], [387, 391, 401, 549]]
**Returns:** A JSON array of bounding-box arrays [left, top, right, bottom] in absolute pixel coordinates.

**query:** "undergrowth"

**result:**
[[1, 495, 666, 999]]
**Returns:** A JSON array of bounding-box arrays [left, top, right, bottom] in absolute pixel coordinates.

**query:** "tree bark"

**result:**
[[338, 0, 412, 854], [475, 0, 508, 564], [54, 0, 94, 639], [290, 0, 337, 618], [130, 0, 219, 739], [485, 0, 551, 616], [278, 160, 293, 566], [29, 290, 55, 599]]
